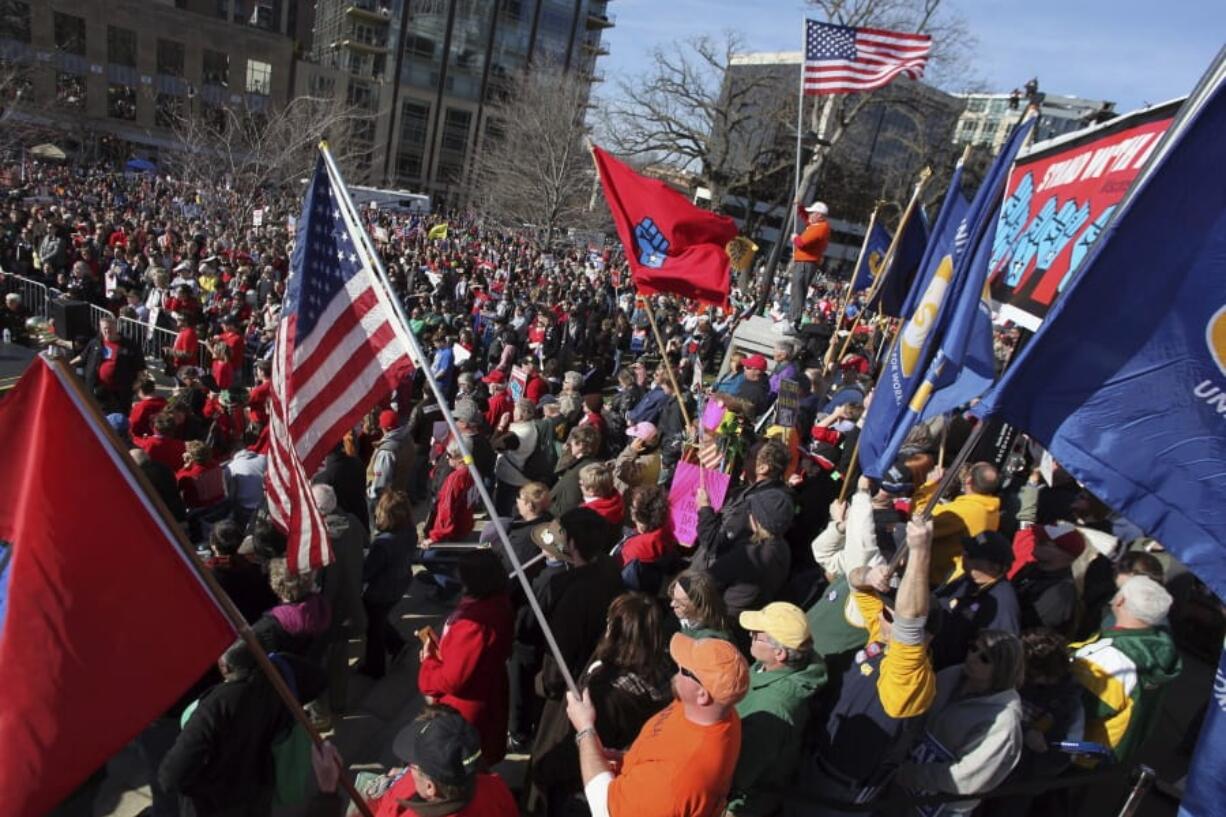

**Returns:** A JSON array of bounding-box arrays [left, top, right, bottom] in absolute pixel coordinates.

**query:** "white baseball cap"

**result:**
[[805, 201, 829, 215]]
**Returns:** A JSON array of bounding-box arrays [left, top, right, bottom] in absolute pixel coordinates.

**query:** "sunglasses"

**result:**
[[679, 666, 704, 687]]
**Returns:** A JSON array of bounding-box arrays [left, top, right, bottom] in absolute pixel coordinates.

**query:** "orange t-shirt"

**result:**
[[608, 702, 741, 817], [793, 220, 830, 263]]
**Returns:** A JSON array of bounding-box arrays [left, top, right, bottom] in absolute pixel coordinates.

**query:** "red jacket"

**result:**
[[618, 527, 674, 567], [418, 594, 514, 767], [247, 379, 272, 426], [524, 374, 548, 404], [428, 465, 474, 542], [176, 462, 225, 509]]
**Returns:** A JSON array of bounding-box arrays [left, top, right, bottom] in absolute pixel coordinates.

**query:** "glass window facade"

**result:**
[[108, 84, 137, 120], [246, 59, 272, 94], [535, 0, 574, 67], [0, 2, 31, 44], [437, 106, 471, 183], [157, 39, 185, 76], [444, 0, 493, 101], [53, 12, 86, 56], [203, 49, 230, 86], [403, 0, 450, 90]]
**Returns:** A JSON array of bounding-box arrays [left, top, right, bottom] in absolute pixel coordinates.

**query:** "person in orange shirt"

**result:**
[[788, 201, 831, 332], [566, 633, 749, 817]]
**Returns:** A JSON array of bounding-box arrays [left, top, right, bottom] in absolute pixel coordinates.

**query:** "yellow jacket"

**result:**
[[916, 487, 1001, 586]]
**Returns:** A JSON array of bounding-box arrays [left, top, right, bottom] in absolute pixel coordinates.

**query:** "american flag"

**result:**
[[803, 19, 931, 96], [266, 153, 415, 572]]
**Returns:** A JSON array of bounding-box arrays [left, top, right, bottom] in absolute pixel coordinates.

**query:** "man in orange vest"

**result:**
[[788, 201, 831, 332]]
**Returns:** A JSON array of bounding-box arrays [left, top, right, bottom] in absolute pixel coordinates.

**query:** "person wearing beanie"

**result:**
[[1072, 575, 1182, 761], [366, 407, 415, 517], [729, 603, 826, 817], [732, 354, 771, 418], [703, 489, 794, 623], [566, 633, 749, 817]]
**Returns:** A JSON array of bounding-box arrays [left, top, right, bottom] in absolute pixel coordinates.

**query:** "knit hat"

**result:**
[[962, 531, 1014, 568], [743, 354, 768, 371], [392, 709, 482, 787], [747, 490, 794, 536], [669, 633, 749, 706]]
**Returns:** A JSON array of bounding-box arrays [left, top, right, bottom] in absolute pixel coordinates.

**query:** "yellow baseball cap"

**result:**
[[739, 602, 811, 649]]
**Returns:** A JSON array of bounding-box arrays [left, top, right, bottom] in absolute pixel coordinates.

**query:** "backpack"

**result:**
[[521, 419, 559, 485]]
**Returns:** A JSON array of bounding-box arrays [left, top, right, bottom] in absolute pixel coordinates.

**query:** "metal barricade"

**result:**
[[0, 271, 51, 319]]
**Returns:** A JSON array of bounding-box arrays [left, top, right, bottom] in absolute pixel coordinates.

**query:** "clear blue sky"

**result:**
[[599, 0, 1224, 111]]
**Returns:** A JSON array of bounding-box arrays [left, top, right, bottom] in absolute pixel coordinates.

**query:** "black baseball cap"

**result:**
[[962, 531, 1014, 568], [392, 709, 482, 787]]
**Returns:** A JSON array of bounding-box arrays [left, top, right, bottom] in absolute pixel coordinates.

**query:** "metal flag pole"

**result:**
[[792, 23, 807, 209], [318, 144, 582, 699], [45, 357, 379, 817]]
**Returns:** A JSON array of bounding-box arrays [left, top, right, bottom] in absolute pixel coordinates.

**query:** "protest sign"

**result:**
[[701, 398, 727, 431], [373, 226, 389, 242], [990, 102, 1177, 330], [510, 366, 527, 401], [251, 208, 263, 226], [668, 462, 730, 547], [775, 379, 802, 428]]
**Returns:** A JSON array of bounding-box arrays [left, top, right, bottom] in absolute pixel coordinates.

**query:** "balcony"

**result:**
[[585, 10, 616, 29], [580, 70, 606, 83], [581, 40, 610, 57], [336, 38, 389, 54], [345, 3, 394, 23]]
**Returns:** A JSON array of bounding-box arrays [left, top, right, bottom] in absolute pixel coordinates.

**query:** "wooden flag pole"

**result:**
[[47, 358, 379, 817], [825, 201, 884, 368], [833, 168, 932, 366]]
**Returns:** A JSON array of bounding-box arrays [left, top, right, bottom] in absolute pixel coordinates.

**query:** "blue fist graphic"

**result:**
[[634, 218, 669, 268]]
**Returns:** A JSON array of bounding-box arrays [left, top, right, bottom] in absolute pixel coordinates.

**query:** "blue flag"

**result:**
[[851, 221, 891, 292], [1179, 643, 1226, 817], [975, 53, 1226, 601], [898, 159, 969, 323], [861, 118, 1035, 479], [869, 208, 930, 318]]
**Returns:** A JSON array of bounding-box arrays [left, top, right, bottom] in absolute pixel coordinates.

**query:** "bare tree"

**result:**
[[163, 93, 376, 226], [598, 32, 798, 217], [468, 68, 597, 247]]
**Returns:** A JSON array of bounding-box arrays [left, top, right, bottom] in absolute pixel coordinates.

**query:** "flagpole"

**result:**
[[319, 144, 582, 700], [825, 201, 883, 368], [43, 358, 380, 817], [792, 25, 807, 204], [833, 168, 931, 365]]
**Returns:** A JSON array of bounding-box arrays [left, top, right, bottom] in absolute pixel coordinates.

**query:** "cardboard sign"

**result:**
[[252, 208, 263, 226], [510, 365, 527, 401], [775, 379, 802, 429], [374, 226, 389, 242], [668, 461, 731, 547]]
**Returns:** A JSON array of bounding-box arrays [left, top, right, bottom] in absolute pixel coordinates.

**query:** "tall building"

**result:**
[[291, 0, 616, 201], [0, 1, 613, 202], [0, 0, 296, 160], [951, 91, 1115, 152]]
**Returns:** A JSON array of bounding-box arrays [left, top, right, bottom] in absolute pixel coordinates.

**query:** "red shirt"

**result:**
[[524, 375, 548, 404], [219, 330, 245, 367], [172, 326, 199, 362], [370, 771, 517, 817], [135, 434, 186, 471], [247, 379, 272, 425], [484, 390, 514, 430], [428, 465, 475, 542], [97, 339, 122, 387], [129, 396, 167, 438]]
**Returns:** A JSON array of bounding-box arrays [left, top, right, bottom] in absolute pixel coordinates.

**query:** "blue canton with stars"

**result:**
[[805, 20, 857, 61], [286, 155, 366, 344]]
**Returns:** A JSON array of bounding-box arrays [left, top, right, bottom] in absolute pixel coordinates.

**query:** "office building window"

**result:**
[[203, 50, 229, 86], [437, 107, 471, 183], [396, 100, 429, 181], [108, 84, 137, 120], [107, 26, 137, 68], [347, 80, 375, 110], [158, 39, 185, 76], [53, 11, 86, 55], [246, 59, 271, 95], [0, 1, 31, 43], [406, 35, 435, 60], [55, 72, 85, 109]]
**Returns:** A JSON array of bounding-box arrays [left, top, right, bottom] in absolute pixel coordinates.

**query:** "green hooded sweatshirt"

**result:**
[[728, 657, 828, 816]]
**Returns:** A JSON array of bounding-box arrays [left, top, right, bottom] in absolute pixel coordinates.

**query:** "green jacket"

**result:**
[[728, 658, 828, 817]]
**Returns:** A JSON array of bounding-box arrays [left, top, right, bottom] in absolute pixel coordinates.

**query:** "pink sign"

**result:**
[[701, 398, 727, 431], [668, 461, 731, 547]]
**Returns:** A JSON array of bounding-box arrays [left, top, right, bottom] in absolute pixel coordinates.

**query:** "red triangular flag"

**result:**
[[593, 145, 739, 305], [0, 357, 234, 817]]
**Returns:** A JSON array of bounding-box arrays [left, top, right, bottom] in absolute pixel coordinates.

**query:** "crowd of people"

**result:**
[[2, 160, 1201, 817]]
